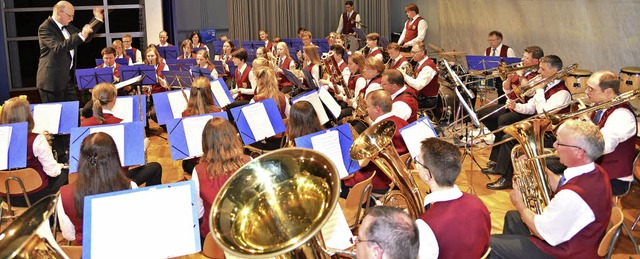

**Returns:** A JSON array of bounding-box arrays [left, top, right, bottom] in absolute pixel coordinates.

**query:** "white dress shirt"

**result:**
[[390, 86, 413, 121], [398, 14, 428, 46], [336, 11, 361, 34], [368, 47, 383, 61], [513, 80, 571, 115], [487, 43, 516, 58], [404, 57, 437, 91]]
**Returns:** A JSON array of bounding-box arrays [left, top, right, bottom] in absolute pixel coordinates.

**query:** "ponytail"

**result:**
[[93, 99, 104, 124]]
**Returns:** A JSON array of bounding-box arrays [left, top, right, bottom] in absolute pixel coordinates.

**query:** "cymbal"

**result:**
[[435, 51, 465, 57]]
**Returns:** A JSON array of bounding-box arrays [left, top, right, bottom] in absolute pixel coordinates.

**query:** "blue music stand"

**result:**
[[190, 66, 213, 80], [230, 98, 286, 145], [120, 65, 157, 85], [30, 101, 79, 134], [466, 55, 521, 70], [152, 90, 191, 125], [75, 67, 114, 90], [211, 60, 226, 76], [164, 71, 194, 89], [353, 27, 366, 40], [294, 123, 360, 177], [0, 122, 28, 170], [125, 49, 134, 59], [210, 78, 234, 107], [312, 38, 330, 53], [157, 46, 179, 60], [200, 29, 217, 43], [166, 112, 228, 160]]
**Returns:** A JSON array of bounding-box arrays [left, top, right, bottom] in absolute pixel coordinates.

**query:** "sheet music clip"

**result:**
[[75, 67, 114, 90]]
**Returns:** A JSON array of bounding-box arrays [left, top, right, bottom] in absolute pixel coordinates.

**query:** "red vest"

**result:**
[[348, 75, 361, 92], [544, 81, 571, 114], [391, 56, 408, 70], [253, 95, 287, 118], [419, 193, 491, 259], [414, 58, 439, 97], [265, 41, 273, 53], [178, 53, 194, 59], [60, 183, 82, 245], [195, 42, 206, 49], [361, 76, 382, 97], [393, 89, 419, 123], [235, 64, 253, 100], [403, 17, 424, 43], [96, 63, 121, 82], [593, 103, 638, 179], [531, 165, 612, 258], [130, 47, 139, 61], [338, 60, 348, 72], [81, 114, 123, 126], [25, 133, 48, 194], [485, 45, 510, 57], [342, 11, 358, 34], [367, 48, 382, 60], [276, 70, 293, 90], [280, 57, 294, 70], [150, 63, 167, 94], [507, 71, 538, 102]]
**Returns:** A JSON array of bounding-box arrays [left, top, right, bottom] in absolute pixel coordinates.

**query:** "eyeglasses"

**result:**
[[413, 156, 429, 170], [61, 10, 74, 19], [350, 236, 379, 246], [555, 142, 582, 150]]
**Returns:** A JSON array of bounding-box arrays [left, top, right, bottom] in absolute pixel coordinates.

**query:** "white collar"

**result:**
[[102, 109, 114, 115], [544, 79, 562, 91], [53, 17, 65, 30], [423, 185, 463, 206], [373, 112, 394, 124], [391, 86, 408, 99], [563, 162, 596, 182]]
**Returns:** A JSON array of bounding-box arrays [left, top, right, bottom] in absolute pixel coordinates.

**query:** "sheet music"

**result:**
[[241, 102, 276, 141], [168, 90, 190, 119], [292, 91, 330, 124], [115, 75, 143, 89], [0, 126, 11, 170], [318, 87, 341, 119], [210, 80, 232, 107], [112, 97, 134, 123], [182, 115, 213, 157], [311, 130, 349, 178], [321, 204, 353, 251], [32, 103, 62, 134], [400, 120, 437, 159], [90, 125, 125, 166]]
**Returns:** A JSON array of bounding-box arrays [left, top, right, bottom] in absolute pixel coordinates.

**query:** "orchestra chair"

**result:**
[[339, 171, 375, 229], [202, 233, 225, 258], [632, 147, 640, 230], [611, 246, 640, 259], [60, 245, 82, 259], [612, 147, 640, 255], [480, 247, 491, 259], [0, 168, 44, 222], [598, 207, 624, 259]]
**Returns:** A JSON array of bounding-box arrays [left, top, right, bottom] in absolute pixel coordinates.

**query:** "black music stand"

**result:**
[[281, 69, 304, 97], [75, 67, 114, 90], [157, 46, 179, 60]]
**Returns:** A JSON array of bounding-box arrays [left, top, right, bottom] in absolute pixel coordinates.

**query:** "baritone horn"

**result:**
[[210, 148, 340, 258], [498, 63, 539, 81]]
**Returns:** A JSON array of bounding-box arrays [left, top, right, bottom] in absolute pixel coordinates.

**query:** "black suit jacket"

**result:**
[[36, 17, 102, 92]]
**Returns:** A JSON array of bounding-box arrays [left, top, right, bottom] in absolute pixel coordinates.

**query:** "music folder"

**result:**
[[230, 98, 286, 145], [120, 65, 158, 85], [69, 121, 145, 173], [157, 46, 179, 60], [112, 95, 147, 125], [399, 116, 438, 159], [167, 112, 228, 160], [83, 181, 201, 258], [75, 67, 114, 90], [152, 89, 191, 125], [294, 124, 359, 179], [30, 101, 79, 134], [0, 122, 28, 170]]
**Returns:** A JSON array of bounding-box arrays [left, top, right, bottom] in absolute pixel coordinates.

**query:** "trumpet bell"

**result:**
[[350, 120, 396, 160], [210, 148, 340, 258]]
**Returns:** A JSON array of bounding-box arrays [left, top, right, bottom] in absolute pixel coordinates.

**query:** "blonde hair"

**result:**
[[0, 97, 34, 132], [184, 77, 220, 116], [92, 82, 117, 124], [254, 67, 286, 113], [277, 42, 292, 58], [303, 45, 321, 67]]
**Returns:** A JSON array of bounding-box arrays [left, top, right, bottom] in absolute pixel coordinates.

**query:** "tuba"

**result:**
[[210, 148, 340, 258], [0, 195, 67, 258], [505, 119, 555, 214], [350, 120, 424, 219]]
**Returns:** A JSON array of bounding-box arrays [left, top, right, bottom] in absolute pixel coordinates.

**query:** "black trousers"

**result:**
[[490, 210, 554, 259], [39, 85, 78, 103], [127, 162, 163, 186], [492, 132, 556, 180]]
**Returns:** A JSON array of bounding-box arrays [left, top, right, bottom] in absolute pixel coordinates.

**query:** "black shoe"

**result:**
[[486, 161, 497, 168], [486, 177, 513, 190], [481, 168, 502, 175]]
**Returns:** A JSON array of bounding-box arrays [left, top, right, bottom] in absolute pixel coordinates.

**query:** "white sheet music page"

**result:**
[[311, 130, 349, 178], [115, 75, 143, 89], [242, 102, 276, 141], [293, 91, 329, 124], [182, 115, 213, 157], [112, 97, 134, 123], [210, 80, 232, 107], [90, 125, 125, 166], [168, 90, 190, 119], [401, 120, 437, 159], [32, 103, 62, 134], [0, 126, 12, 170], [318, 87, 342, 119], [321, 204, 353, 251]]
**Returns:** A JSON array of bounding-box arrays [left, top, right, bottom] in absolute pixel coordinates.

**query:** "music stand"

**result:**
[[192, 47, 206, 55], [115, 58, 129, 66], [176, 59, 197, 71], [301, 69, 318, 91], [120, 65, 157, 85], [352, 27, 366, 40], [157, 46, 179, 60], [190, 66, 213, 80], [211, 61, 226, 77], [75, 67, 114, 90], [164, 71, 194, 90]]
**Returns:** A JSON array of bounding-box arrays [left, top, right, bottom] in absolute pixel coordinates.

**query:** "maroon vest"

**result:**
[[403, 17, 424, 44], [81, 114, 123, 126], [485, 45, 510, 57], [150, 63, 167, 94], [414, 58, 439, 97], [531, 165, 612, 258], [593, 103, 638, 179], [361, 76, 382, 97], [419, 193, 491, 259], [25, 133, 48, 194], [391, 56, 408, 70], [194, 162, 231, 238], [342, 11, 358, 34], [507, 71, 538, 102], [96, 63, 121, 82], [348, 75, 362, 92], [235, 65, 253, 100], [367, 48, 382, 60], [131, 47, 139, 61], [60, 183, 82, 245], [544, 81, 571, 114], [393, 89, 418, 123], [280, 57, 294, 70], [265, 41, 273, 53], [338, 61, 348, 72]]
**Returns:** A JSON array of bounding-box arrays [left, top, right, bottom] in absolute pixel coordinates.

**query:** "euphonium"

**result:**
[[505, 119, 554, 214], [545, 88, 640, 127], [513, 63, 578, 101], [350, 120, 424, 219]]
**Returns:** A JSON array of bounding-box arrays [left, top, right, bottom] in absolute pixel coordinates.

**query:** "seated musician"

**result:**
[[357, 57, 384, 101], [112, 39, 133, 65], [157, 30, 172, 47], [286, 101, 324, 147], [255, 46, 268, 60], [275, 42, 297, 71], [485, 31, 517, 105], [486, 55, 572, 190], [96, 47, 121, 82], [381, 69, 418, 123], [229, 48, 254, 101], [57, 132, 136, 245], [189, 30, 209, 55], [415, 137, 491, 259], [181, 77, 223, 175], [585, 71, 637, 195], [122, 33, 142, 64], [339, 52, 366, 107], [343, 90, 408, 196], [143, 46, 169, 94], [216, 39, 235, 63], [0, 97, 67, 207], [364, 33, 383, 61], [297, 31, 314, 65], [302, 45, 322, 84], [386, 42, 408, 70], [318, 44, 351, 96], [248, 67, 290, 151], [398, 3, 428, 49], [195, 49, 219, 79], [192, 117, 252, 241], [490, 119, 612, 258], [399, 42, 438, 109], [178, 39, 194, 60], [259, 29, 274, 54], [326, 32, 338, 47], [81, 82, 163, 187], [356, 206, 420, 259]]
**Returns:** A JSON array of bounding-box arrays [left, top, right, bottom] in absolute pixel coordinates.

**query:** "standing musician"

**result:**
[[259, 29, 274, 54], [275, 42, 297, 71], [415, 138, 491, 259], [397, 3, 427, 50], [122, 33, 142, 64], [490, 119, 611, 259], [485, 55, 572, 190], [230, 48, 254, 101], [400, 41, 438, 109], [112, 40, 133, 65], [381, 69, 418, 123], [364, 33, 384, 61], [178, 39, 194, 60], [386, 42, 409, 70], [485, 31, 517, 105], [336, 1, 360, 35]]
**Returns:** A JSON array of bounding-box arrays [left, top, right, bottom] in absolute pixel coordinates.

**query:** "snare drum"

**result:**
[[619, 67, 640, 94], [564, 69, 592, 95]]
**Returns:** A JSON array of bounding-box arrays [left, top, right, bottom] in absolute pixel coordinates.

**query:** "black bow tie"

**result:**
[[61, 26, 67, 31]]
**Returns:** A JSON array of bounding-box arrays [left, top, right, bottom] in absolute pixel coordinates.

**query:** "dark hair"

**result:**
[[74, 132, 131, 218], [101, 47, 116, 56], [201, 117, 246, 178], [363, 206, 420, 259], [224, 40, 236, 54], [345, 1, 354, 6], [189, 30, 203, 44], [348, 52, 365, 74], [231, 48, 248, 62], [287, 101, 324, 141], [524, 46, 544, 60], [330, 44, 345, 56], [540, 55, 563, 71], [184, 77, 221, 116], [405, 3, 419, 14], [420, 138, 461, 187], [488, 30, 503, 40], [91, 82, 117, 124], [382, 69, 404, 87], [297, 27, 307, 35]]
